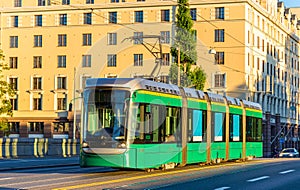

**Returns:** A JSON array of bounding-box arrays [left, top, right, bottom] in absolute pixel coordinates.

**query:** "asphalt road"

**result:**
[[0, 157, 300, 190]]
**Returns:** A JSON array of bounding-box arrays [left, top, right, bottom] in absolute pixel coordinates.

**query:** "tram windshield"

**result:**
[[82, 88, 130, 148]]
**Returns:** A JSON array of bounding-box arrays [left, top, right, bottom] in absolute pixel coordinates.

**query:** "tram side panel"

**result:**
[[245, 108, 263, 158], [186, 99, 208, 164], [210, 102, 227, 161], [228, 106, 244, 160], [131, 90, 183, 168]]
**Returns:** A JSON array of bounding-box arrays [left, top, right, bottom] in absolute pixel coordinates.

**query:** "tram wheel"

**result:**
[[145, 168, 154, 173]]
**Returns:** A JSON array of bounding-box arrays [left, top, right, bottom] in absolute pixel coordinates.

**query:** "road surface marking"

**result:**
[[247, 176, 269, 182], [214, 187, 231, 190], [52, 159, 278, 190], [0, 177, 12, 181], [279, 170, 295, 174]]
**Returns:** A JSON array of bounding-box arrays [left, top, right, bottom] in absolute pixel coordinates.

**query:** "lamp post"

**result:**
[[69, 96, 82, 140]]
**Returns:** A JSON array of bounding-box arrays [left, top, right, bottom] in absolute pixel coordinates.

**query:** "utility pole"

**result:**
[[73, 67, 76, 140], [177, 47, 180, 86]]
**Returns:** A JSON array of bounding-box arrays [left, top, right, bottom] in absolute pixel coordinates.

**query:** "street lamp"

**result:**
[[209, 48, 216, 55]]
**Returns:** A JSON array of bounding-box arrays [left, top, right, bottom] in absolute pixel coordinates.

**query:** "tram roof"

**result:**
[[183, 87, 205, 99], [206, 92, 225, 103], [242, 99, 262, 110], [85, 78, 181, 95], [225, 96, 241, 106]]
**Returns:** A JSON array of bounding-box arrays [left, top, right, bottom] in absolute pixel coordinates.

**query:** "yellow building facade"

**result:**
[[0, 0, 299, 145]]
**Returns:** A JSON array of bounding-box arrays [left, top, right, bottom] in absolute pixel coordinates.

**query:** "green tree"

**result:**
[[0, 50, 15, 136], [0, 118, 9, 137], [169, 0, 206, 90], [189, 66, 206, 90]]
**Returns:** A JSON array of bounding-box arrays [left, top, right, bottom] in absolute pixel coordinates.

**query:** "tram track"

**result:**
[[0, 158, 292, 190]]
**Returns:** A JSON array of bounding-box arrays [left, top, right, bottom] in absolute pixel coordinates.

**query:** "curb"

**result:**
[[0, 163, 79, 172]]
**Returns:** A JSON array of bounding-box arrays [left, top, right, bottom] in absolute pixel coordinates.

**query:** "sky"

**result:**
[[282, 0, 300, 7]]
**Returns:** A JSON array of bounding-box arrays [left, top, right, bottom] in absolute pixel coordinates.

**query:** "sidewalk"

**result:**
[[0, 156, 79, 171]]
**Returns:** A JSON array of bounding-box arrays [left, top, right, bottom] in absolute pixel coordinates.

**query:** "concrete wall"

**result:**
[[0, 138, 79, 158]]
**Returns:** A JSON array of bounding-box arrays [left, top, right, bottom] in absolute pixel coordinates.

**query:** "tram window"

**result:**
[[151, 105, 160, 142], [229, 114, 242, 142], [192, 110, 203, 141], [188, 109, 207, 142], [164, 107, 180, 142], [133, 103, 180, 143], [211, 112, 225, 142], [246, 117, 262, 142], [87, 105, 98, 132]]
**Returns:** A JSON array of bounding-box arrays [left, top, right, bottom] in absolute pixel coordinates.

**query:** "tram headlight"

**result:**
[[82, 141, 89, 148], [118, 142, 126, 148]]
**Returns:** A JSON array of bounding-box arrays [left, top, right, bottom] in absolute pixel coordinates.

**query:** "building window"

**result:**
[[10, 36, 18, 48], [108, 33, 117, 45], [82, 55, 91, 67], [57, 97, 67, 110], [190, 8, 197, 21], [84, 13, 92, 24], [192, 30, 197, 40], [81, 76, 91, 89], [35, 15, 42, 26], [59, 14, 67, 25], [14, 0, 22, 7], [53, 122, 69, 132], [62, 0, 70, 5], [161, 10, 170, 22], [33, 77, 42, 90], [214, 73, 226, 88], [86, 0, 94, 4], [107, 54, 117, 67], [160, 31, 170, 44], [10, 97, 18, 111], [38, 0, 46, 6], [33, 97, 43, 110], [57, 77, 67, 89], [8, 122, 20, 132], [215, 52, 224, 65], [134, 54, 143, 66], [58, 55, 67, 68], [135, 11, 143, 23], [214, 29, 224, 42], [160, 75, 169, 83], [34, 35, 42, 47], [133, 32, 143, 44], [109, 12, 117, 24], [9, 57, 18, 69], [9, 77, 18, 90], [29, 122, 44, 132], [162, 53, 170, 66], [82, 33, 92, 46], [58, 34, 67, 47], [111, 0, 120, 3], [215, 7, 225, 19], [33, 56, 42, 68], [12, 16, 18, 27]]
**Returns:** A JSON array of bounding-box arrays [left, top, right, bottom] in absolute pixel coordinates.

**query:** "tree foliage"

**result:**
[[169, 0, 206, 90], [189, 66, 206, 90], [0, 118, 9, 137], [170, 0, 197, 67], [0, 50, 15, 116], [0, 50, 15, 136]]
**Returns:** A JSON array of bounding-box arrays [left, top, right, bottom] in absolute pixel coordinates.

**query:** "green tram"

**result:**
[[80, 78, 263, 170]]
